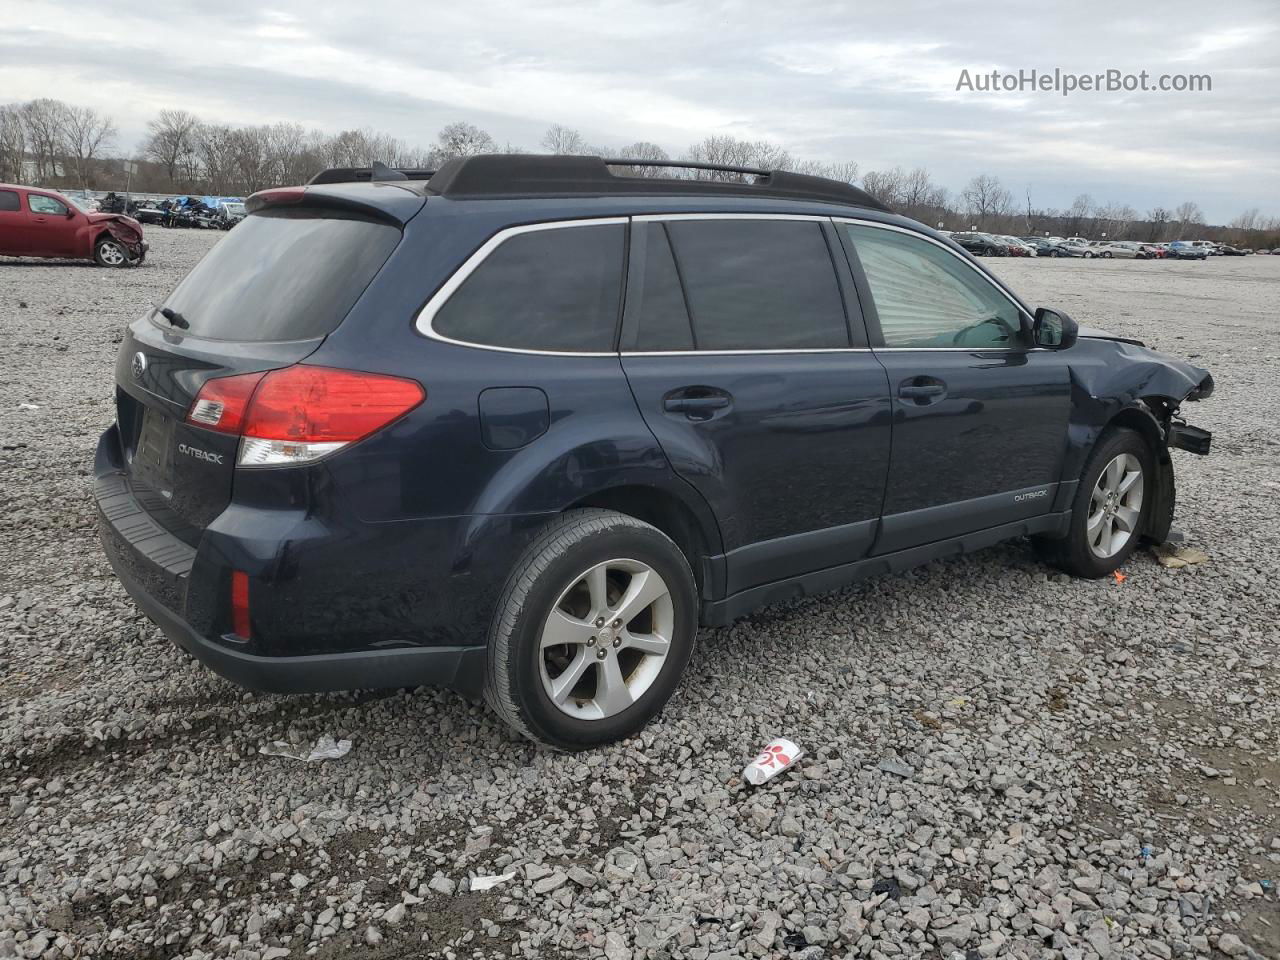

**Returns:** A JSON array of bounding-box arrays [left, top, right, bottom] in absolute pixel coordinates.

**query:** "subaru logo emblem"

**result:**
[[131, 351, 147, 380]]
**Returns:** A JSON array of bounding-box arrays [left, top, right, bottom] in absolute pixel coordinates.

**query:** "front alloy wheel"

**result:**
[[1033, 427, 1153, 578], [1087, 453, 1144, 558], [94, 237, 129, 267]]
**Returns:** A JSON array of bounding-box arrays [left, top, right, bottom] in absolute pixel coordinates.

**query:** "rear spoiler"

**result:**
[[244, 184, 426, 227]]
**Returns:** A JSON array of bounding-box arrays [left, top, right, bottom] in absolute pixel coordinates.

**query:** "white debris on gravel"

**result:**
[[259, 735, 352, 762], [1, 233, 1278, 959]]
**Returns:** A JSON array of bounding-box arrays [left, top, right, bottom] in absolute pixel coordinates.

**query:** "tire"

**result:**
[[1052, 250, 1064, 258], [1084, 251, 1095, 259], [93, 236, 130, 268], [1102, 251, 1113, 258], [1034, 427, 1154, 578], [484, 508, 698, 749]]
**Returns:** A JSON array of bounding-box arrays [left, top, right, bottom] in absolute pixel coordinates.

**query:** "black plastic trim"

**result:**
[[700, 511, 1071, 626], [106, 551, 488, 699]]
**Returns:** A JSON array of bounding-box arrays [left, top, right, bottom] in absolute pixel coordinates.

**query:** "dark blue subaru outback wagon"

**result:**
[[96, 155, 1214, 748]]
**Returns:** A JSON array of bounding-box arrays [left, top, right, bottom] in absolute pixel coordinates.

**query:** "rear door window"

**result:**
[[431, 222, 625, 353], [0, 190, 19, 212], [663, 219, 849, 351], [159, 209, 401, 342]]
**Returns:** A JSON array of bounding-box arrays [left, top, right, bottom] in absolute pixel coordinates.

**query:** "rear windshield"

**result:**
[[158, 209, 400, 341]]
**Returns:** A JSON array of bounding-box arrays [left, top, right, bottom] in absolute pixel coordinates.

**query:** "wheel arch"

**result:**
[[567, 484, 721, 596], [1101, 400, 1176, 543]]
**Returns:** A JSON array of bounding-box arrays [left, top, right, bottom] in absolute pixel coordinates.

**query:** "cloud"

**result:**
[[0, 0, 1275, 221]]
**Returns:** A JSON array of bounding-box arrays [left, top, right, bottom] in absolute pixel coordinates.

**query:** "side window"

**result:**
[[28, 194, 68, 216], [631, 224, 694, 351], [841, 224, 1023, 349], [432, 222, 624, 353], [0, 190, 19, 212], [665, 220, 849, 351]]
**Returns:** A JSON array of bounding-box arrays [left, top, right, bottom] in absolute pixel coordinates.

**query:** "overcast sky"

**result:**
[[2, 0, 1276, 222]]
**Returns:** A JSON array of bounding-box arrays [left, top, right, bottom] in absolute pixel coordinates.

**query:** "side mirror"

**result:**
[[65, 208, 76, 219], [1033, 307, 1078, 350]]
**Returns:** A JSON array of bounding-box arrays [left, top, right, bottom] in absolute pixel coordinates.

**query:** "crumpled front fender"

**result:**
[[102, 220, 146, 258]]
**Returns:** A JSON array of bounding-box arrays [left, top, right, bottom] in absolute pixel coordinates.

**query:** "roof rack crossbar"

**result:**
[[603, 158, 771, 177], [423, 155, 890, 212], [306, 155, 889, 212]]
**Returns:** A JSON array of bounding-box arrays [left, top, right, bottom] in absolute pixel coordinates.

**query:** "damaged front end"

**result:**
[[1068, 328, 1214, 544], [102, 217, 148, 261]]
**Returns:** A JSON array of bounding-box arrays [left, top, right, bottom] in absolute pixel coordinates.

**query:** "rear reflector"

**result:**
[[231, 570, 251, 639], [186, 365, 424, 467]]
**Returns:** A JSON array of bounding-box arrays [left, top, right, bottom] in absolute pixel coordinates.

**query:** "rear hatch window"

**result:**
[[159, 209, 400, 341], [112, 208, 401, 543]]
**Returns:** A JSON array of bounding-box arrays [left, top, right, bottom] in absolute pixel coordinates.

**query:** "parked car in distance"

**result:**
[[1216, 244, 1247, 256], [951, 231, 1009, 256], [1024, 238, 1075, 257], [1060, 240, 1096, 258], [1095, 241, 1144, 259], [94, 155, 1216, 748], [0, 183, 148, 266], [997, 235, 1036, 256], [217, 201, 247, 229], [1166, 241, 1208, 260]]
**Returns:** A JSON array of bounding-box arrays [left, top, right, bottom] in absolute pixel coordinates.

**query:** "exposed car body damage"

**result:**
[[1059, 329, 1213, 544], [96, 215, 147, 260]]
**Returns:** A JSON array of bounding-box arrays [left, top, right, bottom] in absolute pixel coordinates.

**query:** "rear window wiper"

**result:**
[[156, 306, 189, 329]]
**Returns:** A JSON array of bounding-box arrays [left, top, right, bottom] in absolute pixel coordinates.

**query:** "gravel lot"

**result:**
[[2, 231, 1278, 960]]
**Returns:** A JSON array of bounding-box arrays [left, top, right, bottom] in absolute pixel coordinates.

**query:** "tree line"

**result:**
[[3, 98, 1277, 247]]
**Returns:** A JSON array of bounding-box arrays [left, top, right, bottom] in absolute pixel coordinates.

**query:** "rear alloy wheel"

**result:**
[[94, 236, 130, 267], [1034, 427, 1153, 578], [485, 509, 697, 748]]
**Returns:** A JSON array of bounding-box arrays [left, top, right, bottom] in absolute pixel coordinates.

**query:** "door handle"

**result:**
[[898, 378, 947, 404], [663, 389, 732, 420]]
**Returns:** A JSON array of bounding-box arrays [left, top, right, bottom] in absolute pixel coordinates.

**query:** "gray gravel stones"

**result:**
[[2, 236, 1278, 958]]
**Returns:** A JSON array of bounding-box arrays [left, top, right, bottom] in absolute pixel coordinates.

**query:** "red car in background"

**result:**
[[0, 184, 148, 267]]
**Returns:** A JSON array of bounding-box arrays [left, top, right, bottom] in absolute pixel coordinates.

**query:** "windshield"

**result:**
[[158, 209, 400, 342], [66, 195, 96, 213], [224, 203, 245, 215]]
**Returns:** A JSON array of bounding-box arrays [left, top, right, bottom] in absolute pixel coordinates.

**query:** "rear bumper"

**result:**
[[104, 540, 487, 698], [94, 424, 499, 698]]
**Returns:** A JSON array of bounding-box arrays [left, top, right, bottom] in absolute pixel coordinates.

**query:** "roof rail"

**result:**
[[421, 155, 889, 211], [308, 166, 436, 185]]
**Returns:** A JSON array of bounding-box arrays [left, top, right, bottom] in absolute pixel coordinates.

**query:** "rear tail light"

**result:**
[[186, 366, 424, 467]]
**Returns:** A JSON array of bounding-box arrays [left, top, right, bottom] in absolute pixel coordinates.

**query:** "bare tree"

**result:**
[[1146, 207, 1172, 242], [1173, 201, 1204, 238], [1066, 194, 1094, 236], [0, 105, 25, 182], [861, 168, 905, 208], [19, 99, 69, 181], [683, 136, 793, 179], [194, 123, 238, 193], [431, 121, 496, 164], [610, 141, 670, 177], [542, 124, 589, 155], [59, 105, 116, 188], [144, 109, 200, 187], [960, 173, 1012, 227]]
